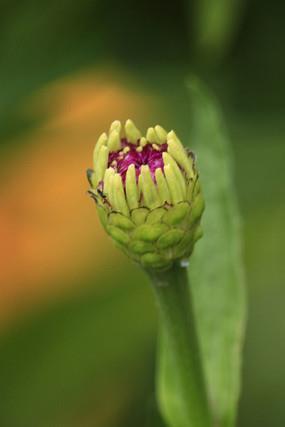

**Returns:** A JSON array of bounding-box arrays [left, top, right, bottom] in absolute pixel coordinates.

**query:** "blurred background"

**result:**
[[0, 1, 284, 426]]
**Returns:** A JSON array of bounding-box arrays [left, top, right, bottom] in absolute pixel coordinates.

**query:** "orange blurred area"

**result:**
[[0, 67, 157, 330]]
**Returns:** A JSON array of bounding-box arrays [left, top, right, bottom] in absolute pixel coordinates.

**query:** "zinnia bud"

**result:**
[[87, 120, 204, 270]]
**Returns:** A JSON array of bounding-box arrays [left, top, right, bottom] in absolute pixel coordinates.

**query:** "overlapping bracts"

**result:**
[[87, 120, 204, 270]]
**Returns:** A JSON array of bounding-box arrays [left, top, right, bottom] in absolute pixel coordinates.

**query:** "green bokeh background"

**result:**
[[0, 1, 284, 426]]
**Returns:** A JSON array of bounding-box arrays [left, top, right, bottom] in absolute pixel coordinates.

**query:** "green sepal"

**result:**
[[174, 230, 195, 258], [157, 229, 185, 249], [106, 225, 129, 245], [190, 193, 205, 223], [109, 213, 135, 230], [131, 208, 149, 225], [193, 224, 203, 242], [146, 207, 166, 224], [132, 223, 169, 242], [193, 179, 201, 197], [187, 178, 195, 201], [97, 205, 108, 228], [141, 253, 170, 269], [163, 202, 190, 226], [129, 240, 155, 255]]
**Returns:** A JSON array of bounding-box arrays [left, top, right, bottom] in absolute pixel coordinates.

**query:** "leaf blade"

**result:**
[[188, 78, 247, 427]]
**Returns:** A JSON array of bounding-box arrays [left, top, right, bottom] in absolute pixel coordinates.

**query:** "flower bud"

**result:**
[[87, 120, 205, 271]]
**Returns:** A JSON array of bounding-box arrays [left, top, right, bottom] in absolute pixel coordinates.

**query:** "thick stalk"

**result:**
[[148, 262, 211, 427]]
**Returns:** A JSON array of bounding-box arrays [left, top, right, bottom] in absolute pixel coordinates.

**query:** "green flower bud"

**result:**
[[87, 120, 205, 271]]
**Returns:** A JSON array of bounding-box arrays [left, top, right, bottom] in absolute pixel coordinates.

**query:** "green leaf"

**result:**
[[188, 78, 247, 427], [156, 78, 246, 427]]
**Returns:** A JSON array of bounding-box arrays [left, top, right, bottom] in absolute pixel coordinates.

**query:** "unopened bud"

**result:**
[[87, 120, 205, 270]]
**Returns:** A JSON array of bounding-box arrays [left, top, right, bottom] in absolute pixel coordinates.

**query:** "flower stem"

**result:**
[[148, 262, 211, 427]]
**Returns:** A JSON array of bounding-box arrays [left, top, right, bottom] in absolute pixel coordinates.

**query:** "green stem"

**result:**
[[148, 262, 211, 427]]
